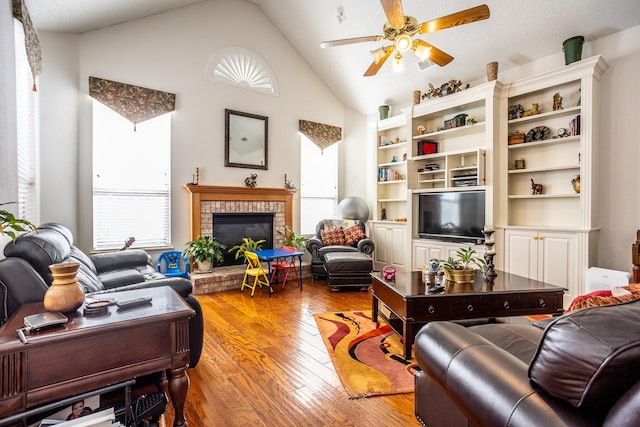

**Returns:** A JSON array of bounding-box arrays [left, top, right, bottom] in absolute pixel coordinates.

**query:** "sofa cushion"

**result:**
[[320, 227, 345, 246], [528, 298, 640, 408], [343, 224, 367, 246]]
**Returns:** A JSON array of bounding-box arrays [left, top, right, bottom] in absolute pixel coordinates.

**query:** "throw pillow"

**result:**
[[320, 227, 345, 246], [343, 224, 367, 246], [528, 298, 640, 409]]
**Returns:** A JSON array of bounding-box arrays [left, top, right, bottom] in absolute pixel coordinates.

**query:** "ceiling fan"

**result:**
[[320, 0, 490, 76]]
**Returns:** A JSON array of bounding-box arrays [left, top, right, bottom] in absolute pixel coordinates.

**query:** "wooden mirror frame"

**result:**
[[224, 109, 268, 170]]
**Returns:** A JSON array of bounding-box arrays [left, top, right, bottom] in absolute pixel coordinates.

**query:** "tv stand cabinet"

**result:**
[[412, 238, 485, 271]]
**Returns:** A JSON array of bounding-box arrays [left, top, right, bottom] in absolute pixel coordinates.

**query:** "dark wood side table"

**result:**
[[0, 286, 194, 427], [371, 270, 565, 359]]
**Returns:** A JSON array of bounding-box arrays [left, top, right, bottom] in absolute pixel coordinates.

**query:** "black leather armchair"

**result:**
[[3, 223, 203, 368], [414, 298, 640, 427], [306, 219, 374, 279]]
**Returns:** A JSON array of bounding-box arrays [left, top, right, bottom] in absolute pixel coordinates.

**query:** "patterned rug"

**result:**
[[314, 310, 418, 398]]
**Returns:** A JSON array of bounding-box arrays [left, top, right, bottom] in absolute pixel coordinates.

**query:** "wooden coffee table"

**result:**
[[0, 286, 194, 426], [371, 270, 565, 359]]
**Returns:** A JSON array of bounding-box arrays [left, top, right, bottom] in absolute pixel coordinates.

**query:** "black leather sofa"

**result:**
[[414, 298, 640, 427], [306, 219, 374, 279], [2, 223, 203, 368]]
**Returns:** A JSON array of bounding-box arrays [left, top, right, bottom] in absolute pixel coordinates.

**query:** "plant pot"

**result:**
[[44, 262, 85, 313], [443, 268, 476, 283], [563, 36, 584, 65], [194, 260, 212, 274]]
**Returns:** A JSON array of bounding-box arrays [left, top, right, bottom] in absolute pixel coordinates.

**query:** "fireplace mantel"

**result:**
[[184, 184, 295, 242]]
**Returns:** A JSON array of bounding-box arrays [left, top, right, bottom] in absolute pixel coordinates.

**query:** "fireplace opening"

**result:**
[[213, 213, 274, 266]]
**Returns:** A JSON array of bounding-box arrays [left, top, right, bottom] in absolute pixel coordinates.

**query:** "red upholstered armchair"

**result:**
[[305, 219, 374, 279]]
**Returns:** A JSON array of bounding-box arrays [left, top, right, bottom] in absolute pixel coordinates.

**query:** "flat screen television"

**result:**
[[418, 190, 485, 244]]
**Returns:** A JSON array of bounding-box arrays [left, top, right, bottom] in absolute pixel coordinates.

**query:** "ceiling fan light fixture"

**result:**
[[413, 44, 431, 61], [395, 34, 412, 52], [391, 52, 404, 72], [370, 47, 387, 63]]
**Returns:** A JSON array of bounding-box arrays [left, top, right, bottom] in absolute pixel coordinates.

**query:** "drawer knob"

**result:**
[[539, 299, 546, 308], [503, 301, 510, 309], [428, 305, 435, 314], [467, 304, 474, 312]]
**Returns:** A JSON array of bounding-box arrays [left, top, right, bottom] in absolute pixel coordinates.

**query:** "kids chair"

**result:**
[[241, 252, 271, 297], [157, 251, 190, 279], [270, 246, 299, 289]]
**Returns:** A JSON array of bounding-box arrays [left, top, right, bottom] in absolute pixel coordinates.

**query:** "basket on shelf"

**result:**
[[508, 131, 525, 145]]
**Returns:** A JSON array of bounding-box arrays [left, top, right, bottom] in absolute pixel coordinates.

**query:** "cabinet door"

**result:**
[[539, 232, 576, 290], [372, 223, 390, 266], [388, 225, 406, 268], [504, 230, 538, 280], [413, 240, 446, 270]]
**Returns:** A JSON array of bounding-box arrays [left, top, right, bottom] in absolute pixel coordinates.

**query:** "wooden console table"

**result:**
[[0, 287, 194, 427], [371, 270, 565, 359]]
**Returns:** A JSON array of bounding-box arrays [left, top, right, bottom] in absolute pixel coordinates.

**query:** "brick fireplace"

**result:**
[[184, 184, 309, 294]]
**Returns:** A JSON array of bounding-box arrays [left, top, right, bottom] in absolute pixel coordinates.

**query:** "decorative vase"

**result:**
[[412, 90, 421, 105], [486, 62, 498, 81], [378, 105, 389, 120], [563, 36, 584, 65], [443, 268, 476, 284], [44, 262, 85, 313]]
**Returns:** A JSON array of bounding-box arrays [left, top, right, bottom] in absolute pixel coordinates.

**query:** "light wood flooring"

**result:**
[[165, 277, 419, 427]]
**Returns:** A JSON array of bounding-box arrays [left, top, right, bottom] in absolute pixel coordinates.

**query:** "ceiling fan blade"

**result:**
[[380, 0, 405, 27], [413, 39, 454, 66], [364, 46, 394, 77], [320, 35, 381, 48], [418, 4, 490, 34]]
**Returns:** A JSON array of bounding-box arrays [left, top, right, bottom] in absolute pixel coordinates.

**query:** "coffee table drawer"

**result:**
[[411, 296, 489, 321], [488, 291, 563, 314]]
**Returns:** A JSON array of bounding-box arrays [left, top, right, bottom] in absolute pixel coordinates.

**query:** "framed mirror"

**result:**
[[225, 109, 268, 170]]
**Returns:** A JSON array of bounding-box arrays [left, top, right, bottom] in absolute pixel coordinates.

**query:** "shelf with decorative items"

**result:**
[[373, 111, 410, 222], [409, 148, 485, 191], [498, 55, 608, 306]]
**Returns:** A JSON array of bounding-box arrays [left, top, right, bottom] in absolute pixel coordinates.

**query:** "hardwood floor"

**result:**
[[165, 278, 419, 427]]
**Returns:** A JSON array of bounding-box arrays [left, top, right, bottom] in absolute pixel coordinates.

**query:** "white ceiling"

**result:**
[[26, 0, 640, 116]]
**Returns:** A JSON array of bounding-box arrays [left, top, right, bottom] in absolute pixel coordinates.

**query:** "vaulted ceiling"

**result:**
[[26, 0, 640, 115]]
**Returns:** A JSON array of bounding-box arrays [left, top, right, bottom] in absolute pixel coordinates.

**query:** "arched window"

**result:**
[[205, 47, 279, 96]]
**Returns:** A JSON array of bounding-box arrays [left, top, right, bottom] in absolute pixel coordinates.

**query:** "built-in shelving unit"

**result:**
[[498, 55, 609, 305]]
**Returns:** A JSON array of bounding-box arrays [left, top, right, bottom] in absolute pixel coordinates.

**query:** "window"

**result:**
[[300, 136, 338, 234], [14, 20, 38, 223], [92, 101, 171, 250]]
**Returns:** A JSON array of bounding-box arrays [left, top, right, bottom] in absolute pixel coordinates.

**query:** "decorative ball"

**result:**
[[337, 196, 370, 223]]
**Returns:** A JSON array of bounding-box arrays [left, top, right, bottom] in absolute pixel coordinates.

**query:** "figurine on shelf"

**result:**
[[523, 103, 540, 117], [531, 178, 543, 195], [381, 208, 387, 221], [553, 92, 563, 111]]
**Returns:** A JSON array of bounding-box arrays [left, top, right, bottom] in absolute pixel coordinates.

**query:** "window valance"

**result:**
[[88, 77, 176, 129], [13, 0, 42, 91], [299, 120, 342, 151]]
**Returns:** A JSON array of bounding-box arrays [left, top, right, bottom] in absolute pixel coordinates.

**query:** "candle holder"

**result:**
[[482, 227, 497, 278]]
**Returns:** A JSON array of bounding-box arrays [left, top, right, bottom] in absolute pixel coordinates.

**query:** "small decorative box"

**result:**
[[444, 114, 468, 129], [508, 132, 525, 145]]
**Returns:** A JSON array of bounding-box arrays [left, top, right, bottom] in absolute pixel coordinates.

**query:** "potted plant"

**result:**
[[184, 235, 226, 273], [0, 202, 36, 242], [276, 225, 307, 250], [440, 247, 486, 283], [228, 237, 265, 262]]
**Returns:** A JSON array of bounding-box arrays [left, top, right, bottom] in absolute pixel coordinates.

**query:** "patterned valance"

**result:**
[[89, 77, 176, 129], [299, 120, 342, 151], [13, 0, 42, 91]]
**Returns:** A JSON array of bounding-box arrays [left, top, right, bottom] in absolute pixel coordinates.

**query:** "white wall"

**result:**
[[38, 0, 353, 252], [0, 1, 18, 209]]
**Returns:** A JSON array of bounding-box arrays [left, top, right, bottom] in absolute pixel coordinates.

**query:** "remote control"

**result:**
[[116, 297, 152, 309]]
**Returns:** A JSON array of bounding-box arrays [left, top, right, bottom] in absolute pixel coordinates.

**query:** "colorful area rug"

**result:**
[[314, 310, 418, 398]]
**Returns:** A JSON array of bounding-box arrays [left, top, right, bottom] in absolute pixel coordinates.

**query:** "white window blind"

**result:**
[[92, 101, 171, 250], [300, 135, 338, 234], [14, 20, 38, 223]]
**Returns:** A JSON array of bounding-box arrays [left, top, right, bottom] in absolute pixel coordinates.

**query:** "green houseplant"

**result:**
[[276, 225, 307, 250], [228, 237, 265, 262], [184, 235, 226, 273], [440, 247, 486, 283], [0, 203, 36, 242]]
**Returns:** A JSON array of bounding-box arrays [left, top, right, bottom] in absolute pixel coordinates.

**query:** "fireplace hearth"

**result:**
[[213, 213, 274, 266]]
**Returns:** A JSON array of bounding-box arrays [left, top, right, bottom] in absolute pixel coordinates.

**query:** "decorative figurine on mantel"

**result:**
[[244, 173, 258, 188], [284, 173, 296, 189], [191, 167, 200, 185]]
